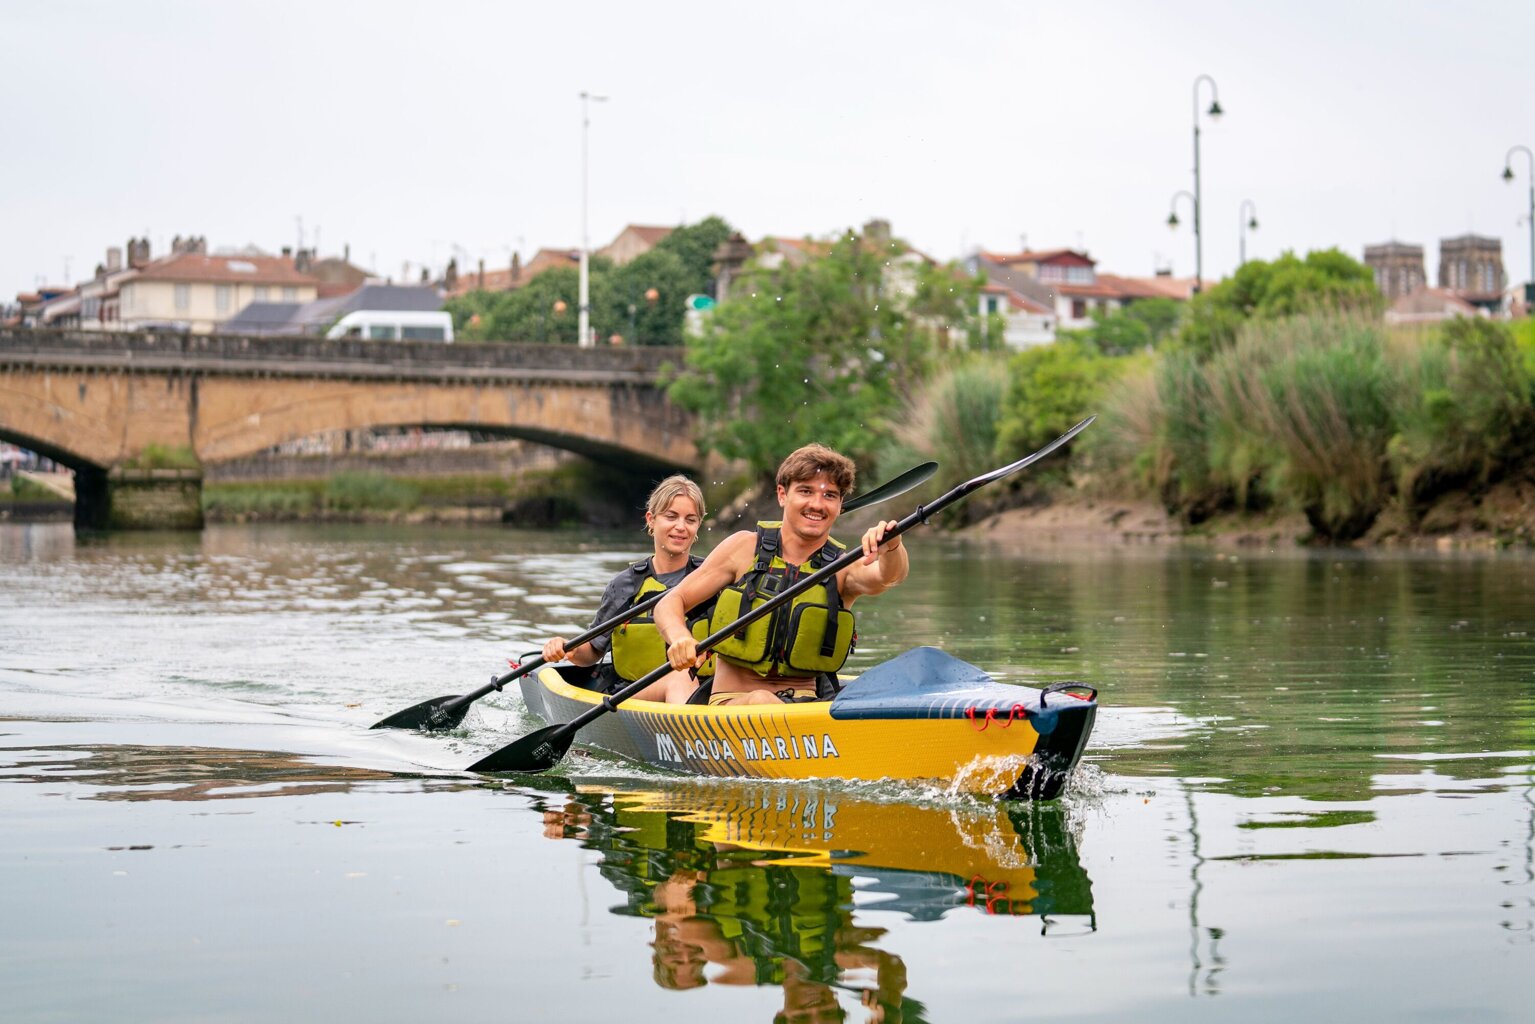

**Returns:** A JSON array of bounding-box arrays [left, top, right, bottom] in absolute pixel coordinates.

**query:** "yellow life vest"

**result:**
[[707, 523, 855, 678], [610, 557, 715, 682]]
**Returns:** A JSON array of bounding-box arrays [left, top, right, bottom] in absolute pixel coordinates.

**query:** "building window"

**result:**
[[281, 287, 297, 301], [255, 286, 269, 301], [215, 285, 232, 313], [174, 284, 190, 311], [984, 296, 999, 314], [1072, 299, 1087, 319]]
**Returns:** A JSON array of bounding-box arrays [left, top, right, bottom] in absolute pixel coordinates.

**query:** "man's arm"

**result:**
[[655, 530, 756, 670], [840, 519, 909, 602]]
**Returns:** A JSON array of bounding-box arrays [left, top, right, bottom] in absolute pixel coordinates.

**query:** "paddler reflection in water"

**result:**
[[655, 444, 908, 705], [542, 796, 911, 1023], [540, 475, 713, 703], [650, 868, 908, 1023]]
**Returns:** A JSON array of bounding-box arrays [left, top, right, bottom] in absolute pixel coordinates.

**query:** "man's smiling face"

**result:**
[[777, 472, 842, 545]]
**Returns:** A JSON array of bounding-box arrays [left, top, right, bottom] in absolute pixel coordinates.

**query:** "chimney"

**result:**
[[106, 247, 123, 273], [127, 237, 151, 269], [281, 246, 293, 258], [295, 248, 313, 273], [510, 252, 522, 287], [863, 219, 892, 245], [477, 258, 485, 290]]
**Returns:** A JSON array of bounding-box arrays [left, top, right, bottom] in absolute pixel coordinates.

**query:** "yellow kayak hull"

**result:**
[[520, 647, 1096, 800]]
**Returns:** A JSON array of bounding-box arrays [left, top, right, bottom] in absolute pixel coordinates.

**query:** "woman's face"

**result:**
[[648, 494, 701, 559]]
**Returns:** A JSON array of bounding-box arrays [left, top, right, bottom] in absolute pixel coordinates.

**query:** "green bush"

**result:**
[[1387, 317, 1530, 505], [995, 340, 1123, 463]]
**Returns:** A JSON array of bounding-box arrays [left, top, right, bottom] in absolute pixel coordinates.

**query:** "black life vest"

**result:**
[[610, 555, 714, 682]]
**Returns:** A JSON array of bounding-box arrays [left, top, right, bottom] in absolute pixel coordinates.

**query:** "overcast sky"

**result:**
[[4, 0, 1532, 301]]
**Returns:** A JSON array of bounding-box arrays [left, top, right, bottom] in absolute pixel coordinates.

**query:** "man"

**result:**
[[654, 443, 907, 705]]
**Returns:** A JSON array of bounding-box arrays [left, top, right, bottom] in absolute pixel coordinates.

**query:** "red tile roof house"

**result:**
[[970, 248, 1195, 338], [119, 247, 320, 334]]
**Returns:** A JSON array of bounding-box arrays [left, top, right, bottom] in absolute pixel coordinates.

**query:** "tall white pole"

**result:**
[[579, 91, 607, 348]]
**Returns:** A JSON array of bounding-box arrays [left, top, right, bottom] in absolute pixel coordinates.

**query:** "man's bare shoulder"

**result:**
[[706, 529, 759, 563]]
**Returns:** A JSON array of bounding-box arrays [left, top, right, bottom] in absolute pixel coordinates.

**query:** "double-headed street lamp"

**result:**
[[1239, 199, 1259, 266], [578, 90, 608, 349], [1505, 145, 1534, 304], [1188, 74, 1223, 293], [1167, 190, 1196, 250]]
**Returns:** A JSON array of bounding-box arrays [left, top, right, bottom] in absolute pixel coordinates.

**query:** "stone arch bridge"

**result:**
[[0, 328, 697, 529]]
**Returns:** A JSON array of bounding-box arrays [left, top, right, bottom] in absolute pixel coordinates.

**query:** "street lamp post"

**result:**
[[579, 90, 608, 349], [1505, 145, 1535, 305], [1167, 190, 1196, 257], [1239, 199, 1259, 266], [1190, 74, 1223, 293]]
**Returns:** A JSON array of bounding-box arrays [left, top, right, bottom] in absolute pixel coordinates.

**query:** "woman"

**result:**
[[540, 475, 709, 703]]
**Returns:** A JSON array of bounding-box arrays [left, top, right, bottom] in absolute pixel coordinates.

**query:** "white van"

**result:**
[[326, 310, 454, 342]]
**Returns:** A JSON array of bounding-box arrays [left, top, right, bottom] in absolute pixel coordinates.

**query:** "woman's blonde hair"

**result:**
[[645, 475, 705, 533]]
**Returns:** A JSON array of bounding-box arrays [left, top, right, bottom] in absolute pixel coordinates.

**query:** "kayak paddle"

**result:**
[[466, 418, 1093, 773], [369, 460, 938, 731]]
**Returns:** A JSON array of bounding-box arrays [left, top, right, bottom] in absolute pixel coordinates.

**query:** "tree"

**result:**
[[447, 216, 736, 345], [653, 216, 733, 288], [668, 232, 936, 481], [1175, 248, 1381, 358]]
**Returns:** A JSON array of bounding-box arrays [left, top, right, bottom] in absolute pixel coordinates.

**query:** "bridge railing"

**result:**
[[0, 327, 684, 382]]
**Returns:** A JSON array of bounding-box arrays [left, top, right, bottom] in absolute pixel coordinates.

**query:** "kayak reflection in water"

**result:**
[[533, 780, 1093, 1020]]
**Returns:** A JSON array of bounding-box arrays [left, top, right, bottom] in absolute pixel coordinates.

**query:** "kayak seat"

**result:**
[[682, 672, 838, 705]]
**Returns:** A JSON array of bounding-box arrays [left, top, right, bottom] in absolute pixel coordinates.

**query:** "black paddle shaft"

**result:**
[[466, 419, 1092, 771], [371, 461, 937, 731]]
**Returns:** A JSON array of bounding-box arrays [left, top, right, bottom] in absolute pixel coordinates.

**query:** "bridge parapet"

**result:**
[[0, 327, 683, 383]]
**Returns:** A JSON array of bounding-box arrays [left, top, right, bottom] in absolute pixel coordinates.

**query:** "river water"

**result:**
[[1, 522, 1531, 1022]]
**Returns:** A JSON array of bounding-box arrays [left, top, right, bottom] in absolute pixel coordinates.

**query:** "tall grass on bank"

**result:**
[[876, 355, 1010, 518], [1092, 311, 1533, 541]]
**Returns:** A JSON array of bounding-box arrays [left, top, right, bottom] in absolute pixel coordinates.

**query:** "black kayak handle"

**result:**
[[1039, 681, 1097, 707]]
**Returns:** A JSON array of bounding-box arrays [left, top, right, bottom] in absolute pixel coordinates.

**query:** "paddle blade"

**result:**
[[369, 695, 471, 732], [468, 724, 576, 773]]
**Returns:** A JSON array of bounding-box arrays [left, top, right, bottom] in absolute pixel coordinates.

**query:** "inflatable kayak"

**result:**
[[518, 646, 1097, 800]]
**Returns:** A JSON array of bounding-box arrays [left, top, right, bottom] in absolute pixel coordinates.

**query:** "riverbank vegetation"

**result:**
[[303, 225, 1535, 545], [668, 228, 1532, 543]]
